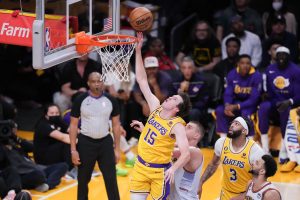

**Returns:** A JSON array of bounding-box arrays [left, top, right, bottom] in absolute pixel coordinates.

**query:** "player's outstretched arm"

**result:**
[[198, 153, 220, 197], [165, 123, 190, 183], [135, 32, 160, 112]]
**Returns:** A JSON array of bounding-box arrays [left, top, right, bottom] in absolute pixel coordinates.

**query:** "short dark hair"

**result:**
[[262, 154, 277, 178], [225, 37, 241, 47], [44, 103, 60, 115], [265, 39, 282, 51], [177, 92, 192, 118], [238, 54, 251, 62]]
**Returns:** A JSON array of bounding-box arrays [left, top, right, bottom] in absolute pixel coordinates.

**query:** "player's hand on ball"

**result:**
[[71, 150, 81, 166], [136, 32, 143, 50], [130, 120, 144, 132], [165, 166, 176, 184]]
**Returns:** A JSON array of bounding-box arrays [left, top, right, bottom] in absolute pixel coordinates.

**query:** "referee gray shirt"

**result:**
[[71, 92, 120, 139]]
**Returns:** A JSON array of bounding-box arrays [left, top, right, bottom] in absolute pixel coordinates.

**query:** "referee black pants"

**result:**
[[77, 134, 120, 200]]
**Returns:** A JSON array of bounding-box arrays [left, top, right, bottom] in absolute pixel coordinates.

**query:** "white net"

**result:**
[[94, 35, 137, 82]]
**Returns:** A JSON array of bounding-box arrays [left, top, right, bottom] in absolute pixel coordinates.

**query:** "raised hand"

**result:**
[[136, 32, 144, 50], [130, 120, 145, 132]]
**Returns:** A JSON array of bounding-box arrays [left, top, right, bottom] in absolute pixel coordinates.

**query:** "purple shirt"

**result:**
[[224, 67, 262, 109], [266, 62, 300, 105]]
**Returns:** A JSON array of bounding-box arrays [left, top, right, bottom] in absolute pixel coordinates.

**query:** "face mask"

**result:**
[[272, 2, 283, 11], [48, 116, 62, 125]]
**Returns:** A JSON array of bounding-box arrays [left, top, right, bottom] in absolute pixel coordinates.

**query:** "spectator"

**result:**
[[144, 37, 176, 70], [215, 54, 262, 138], [262, 14, 298, 63], [53, 54, 100, 112], [172, 57, 210, 125], [216, 0, 263, 41], [0, 167, 22, 200], [221, 15, 262, 67], [176, 20, 221, 72], [263, 0, 297, 38], [258, 47, 300, 155], [34, 104, 73, 170], [259, 39, 282, 71], [214, 37, 241, 88], [105, 64, 135, 128], [0, 135, 67, 192]]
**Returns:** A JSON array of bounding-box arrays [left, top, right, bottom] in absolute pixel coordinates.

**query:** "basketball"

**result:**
[[129, 7, 153, 32]]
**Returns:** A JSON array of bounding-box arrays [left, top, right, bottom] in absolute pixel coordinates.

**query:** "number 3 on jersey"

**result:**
[[230, 168, 237, 181], [144, 129, 157, 145]]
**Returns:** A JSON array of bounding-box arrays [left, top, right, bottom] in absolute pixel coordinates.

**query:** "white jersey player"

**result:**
[[244, 155, 281, 200]]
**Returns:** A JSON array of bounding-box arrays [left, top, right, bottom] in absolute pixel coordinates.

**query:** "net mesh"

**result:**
[[94, 35, 136, 82]]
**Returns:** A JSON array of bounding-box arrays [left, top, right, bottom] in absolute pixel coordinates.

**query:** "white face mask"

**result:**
[[272, 2, 283, 11]]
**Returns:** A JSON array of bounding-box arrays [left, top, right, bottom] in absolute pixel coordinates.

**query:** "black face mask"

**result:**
[[48, 116, 63, 125], [227, 129, 242, 139]]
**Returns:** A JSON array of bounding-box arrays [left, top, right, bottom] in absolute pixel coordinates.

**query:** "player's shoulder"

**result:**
[[214, 137, 227, 156], [263, 187, 281, 200], [215, 137, 227, 147]]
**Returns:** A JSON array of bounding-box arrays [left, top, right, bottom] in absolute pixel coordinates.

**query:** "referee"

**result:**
[[69, 72, 121, 200]]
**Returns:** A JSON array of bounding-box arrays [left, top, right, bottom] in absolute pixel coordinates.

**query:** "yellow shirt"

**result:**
[[220, 138, 255, 193], [138, 107, 186, 164]]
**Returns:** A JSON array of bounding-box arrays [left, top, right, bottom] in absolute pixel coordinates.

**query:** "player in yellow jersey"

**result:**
[[129, 32, 192, 200], [198, 116, 264, 200]]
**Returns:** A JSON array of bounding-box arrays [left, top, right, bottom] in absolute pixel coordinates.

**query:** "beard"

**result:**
[[249, 169, 259, 176], [227, 129, 242, 139]]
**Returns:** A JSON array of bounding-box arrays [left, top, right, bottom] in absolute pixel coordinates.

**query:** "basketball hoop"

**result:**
[[75, 32, 137, 82]]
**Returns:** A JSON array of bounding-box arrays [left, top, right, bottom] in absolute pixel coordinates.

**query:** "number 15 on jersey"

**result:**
[[144, 129, 157, 145]]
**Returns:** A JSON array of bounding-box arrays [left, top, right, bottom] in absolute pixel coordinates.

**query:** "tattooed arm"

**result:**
[[198, 153, 220, 198]]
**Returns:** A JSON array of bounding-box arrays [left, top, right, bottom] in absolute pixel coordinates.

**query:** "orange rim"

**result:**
[[75, 32, 137, 54]]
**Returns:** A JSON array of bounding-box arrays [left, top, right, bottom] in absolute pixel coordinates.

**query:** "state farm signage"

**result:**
[[1, 22, 30, 38], [0, 10, 78, 49]]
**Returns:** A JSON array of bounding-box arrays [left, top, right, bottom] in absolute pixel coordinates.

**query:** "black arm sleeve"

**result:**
[[71, 92, 88, 118], [105, 93, 120, 117]]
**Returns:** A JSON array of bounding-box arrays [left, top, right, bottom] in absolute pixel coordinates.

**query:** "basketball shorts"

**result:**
[[130, 156, 171, 200]]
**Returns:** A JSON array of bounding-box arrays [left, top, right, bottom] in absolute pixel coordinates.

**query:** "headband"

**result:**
[[234, 117, 249, 135]]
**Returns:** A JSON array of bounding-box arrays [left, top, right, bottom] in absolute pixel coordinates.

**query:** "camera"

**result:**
[[0, 120, 16, 140]]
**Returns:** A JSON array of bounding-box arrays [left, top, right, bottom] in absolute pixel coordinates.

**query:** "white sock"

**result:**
[[279, 139, 288, 159], [120, 135, 130, 153], [126, 151, 135, 160], [261, 134, 269, 153], [220, 133, 227, 138]]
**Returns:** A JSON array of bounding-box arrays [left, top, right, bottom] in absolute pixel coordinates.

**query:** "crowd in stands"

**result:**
[[0, 0, 300, 199]]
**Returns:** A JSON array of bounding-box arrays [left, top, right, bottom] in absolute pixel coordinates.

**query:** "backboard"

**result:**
[[32, 0, 120, 69]]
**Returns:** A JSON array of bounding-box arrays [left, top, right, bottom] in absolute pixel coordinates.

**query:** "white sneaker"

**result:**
[[128, 137, 138, 147], [92, 170, 102, 177], [35, 183, 49, 192], [66, 167, 78, 180]]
